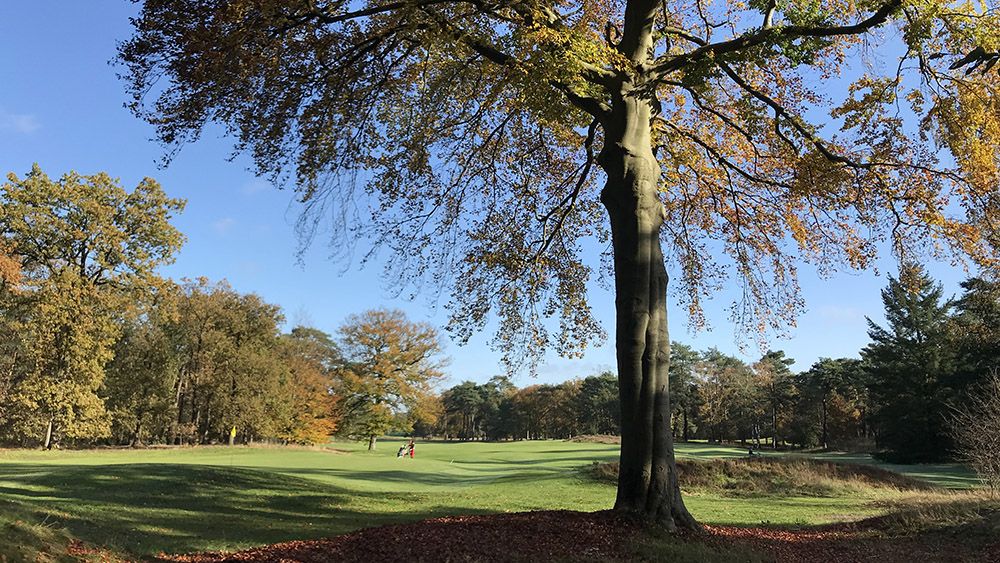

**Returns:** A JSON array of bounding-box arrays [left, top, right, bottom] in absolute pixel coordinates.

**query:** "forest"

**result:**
[[434, 266, 1000, 467]]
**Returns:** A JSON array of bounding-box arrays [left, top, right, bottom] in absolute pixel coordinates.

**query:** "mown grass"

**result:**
[[0, 439, 986, 561]]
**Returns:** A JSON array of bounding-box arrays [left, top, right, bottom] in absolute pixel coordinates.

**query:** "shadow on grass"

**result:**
[[0, 463, 493, 557]]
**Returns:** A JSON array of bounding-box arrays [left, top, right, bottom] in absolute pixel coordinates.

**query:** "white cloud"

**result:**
[[0, 108, 40, 134], [241, 179, 271, 195], [212, 217, 236, 234], [817, 305, 863, 322]]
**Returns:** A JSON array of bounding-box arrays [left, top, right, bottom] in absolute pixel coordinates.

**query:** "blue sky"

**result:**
[[0, 1, 975, 387]]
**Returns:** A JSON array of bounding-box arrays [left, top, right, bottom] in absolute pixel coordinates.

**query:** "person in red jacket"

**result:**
[[407, 439, 415, 458]]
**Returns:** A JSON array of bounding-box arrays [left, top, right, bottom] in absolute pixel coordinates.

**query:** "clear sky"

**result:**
[[0, 1, 975, 387]]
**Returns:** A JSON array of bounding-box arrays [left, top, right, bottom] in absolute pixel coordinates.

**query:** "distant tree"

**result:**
[[334, 309, 446, 450], [404, 391, 443, 438], [276, 327, 341, 445], [696, 349, 754, 444], [442, 381, 486, 440], [0, 165, 184, 448], [148, 279, 290, 445], [546, 380, 583, 438], [480, 376, 516, 440], [285, 326, 341, 370], [863, 264, 956, 462], [753, 350, 796, 449], [669, 343, 700, 442], [797, 357, 864, 449], [103, 291, 181, 446], [577, 372, 620, 436]]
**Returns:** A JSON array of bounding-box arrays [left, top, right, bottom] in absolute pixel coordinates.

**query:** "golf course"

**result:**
[[1, 439, 992, 561]]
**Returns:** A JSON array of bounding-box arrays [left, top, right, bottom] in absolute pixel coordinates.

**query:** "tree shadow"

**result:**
[[0, 463, 493, 557]]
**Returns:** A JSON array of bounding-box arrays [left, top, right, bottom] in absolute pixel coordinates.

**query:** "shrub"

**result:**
[[950, 371, 1000, 493]]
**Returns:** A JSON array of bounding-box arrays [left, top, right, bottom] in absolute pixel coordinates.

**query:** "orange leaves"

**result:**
[[334, 309, 447, 439]]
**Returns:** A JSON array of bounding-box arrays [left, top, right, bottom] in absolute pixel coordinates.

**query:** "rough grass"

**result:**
[[566, 435, 621, 444], [863, 491, 1000, 539], [0, 502, 76, 562], [588, 457, 935, 497]]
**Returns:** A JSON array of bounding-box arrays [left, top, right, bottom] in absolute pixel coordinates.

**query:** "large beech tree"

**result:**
[[121, 0, 1000, 527]]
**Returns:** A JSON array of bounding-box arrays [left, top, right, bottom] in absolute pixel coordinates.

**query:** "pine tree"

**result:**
[[951, 277, 1000, 390], [863, 264, 955, 462]]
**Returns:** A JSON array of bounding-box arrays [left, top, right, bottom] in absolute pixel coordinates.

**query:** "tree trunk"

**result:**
[[368, 434, 377, 451], [821, 397, 829, 449], [600, 93, 696, 530], [772, 407, 778, 450], [131, 415, 143, 448], [682, 409, 688, 442], [43, 418, 54, 450]]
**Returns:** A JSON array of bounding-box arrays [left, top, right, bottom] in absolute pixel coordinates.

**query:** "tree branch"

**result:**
[[652, 0, 904, 78]]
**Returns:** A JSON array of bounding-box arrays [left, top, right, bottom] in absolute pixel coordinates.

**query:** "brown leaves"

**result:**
[[157, 510, 643, 563], [156, 508, 1000, 562]]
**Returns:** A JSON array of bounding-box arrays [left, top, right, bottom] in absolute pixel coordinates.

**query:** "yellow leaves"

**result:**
[[790, 149, 854, 198], [930, 79, 1000, 195], [335, 309, 447, 439]]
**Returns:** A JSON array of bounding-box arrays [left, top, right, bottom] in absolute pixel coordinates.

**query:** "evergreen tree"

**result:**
[[669, 343, 700, 442], [862, 264, 955, 462], [951, 277, 1000, 391]]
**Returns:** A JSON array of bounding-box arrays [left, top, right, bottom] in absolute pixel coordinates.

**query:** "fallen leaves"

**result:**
[[151, 510, 1000, 563]]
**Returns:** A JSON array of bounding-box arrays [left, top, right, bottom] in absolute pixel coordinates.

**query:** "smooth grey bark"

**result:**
[[43, 418, 54, 450], [368, 434, 377, 451], [599, 92, 696, 530]]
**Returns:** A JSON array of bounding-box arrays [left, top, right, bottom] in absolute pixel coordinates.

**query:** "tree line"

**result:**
[[0, 166, 444, 449], [2, 166, 996, 464], [430, 264, 999, 464]]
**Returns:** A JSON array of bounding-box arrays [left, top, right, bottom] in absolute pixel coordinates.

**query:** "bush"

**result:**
[[950, 371, 1000, 493]]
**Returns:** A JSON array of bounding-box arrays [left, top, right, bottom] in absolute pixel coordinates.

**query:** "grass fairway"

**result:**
[[0, 439, 981, 560]]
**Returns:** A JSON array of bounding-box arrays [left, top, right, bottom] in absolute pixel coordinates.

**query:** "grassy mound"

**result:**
[[588, 457, 936, 497], [566, 435, 621, 444]]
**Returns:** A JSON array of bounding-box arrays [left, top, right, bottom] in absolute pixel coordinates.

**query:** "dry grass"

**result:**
[[863, 490, 999, 534], [566, 435, 622, 444], [589, 457, 936, 497]]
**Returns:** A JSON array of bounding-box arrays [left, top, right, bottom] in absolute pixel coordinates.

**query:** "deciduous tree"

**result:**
[[120, 0, 1000, 526], [0, 165, 184, 447], [334, 309, 446, 450]]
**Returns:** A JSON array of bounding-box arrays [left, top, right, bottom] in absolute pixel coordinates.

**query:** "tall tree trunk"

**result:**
[[600, 93, 696, 530], [821, 396, 829, 449], [368, 434, 377, 451], [43, 418, 54, 450], [772, 407, 778, 450], [682, 409, 689, 442]]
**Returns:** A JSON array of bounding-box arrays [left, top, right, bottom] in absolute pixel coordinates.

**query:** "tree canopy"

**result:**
[[0, 165, 185, 447], [119, 0, 1000, 526], [334, 308, 447, 449], [121, 0, 1000, 355]]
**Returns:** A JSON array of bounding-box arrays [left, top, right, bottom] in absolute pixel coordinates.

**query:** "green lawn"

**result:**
[[0, 439, 981, 560]]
